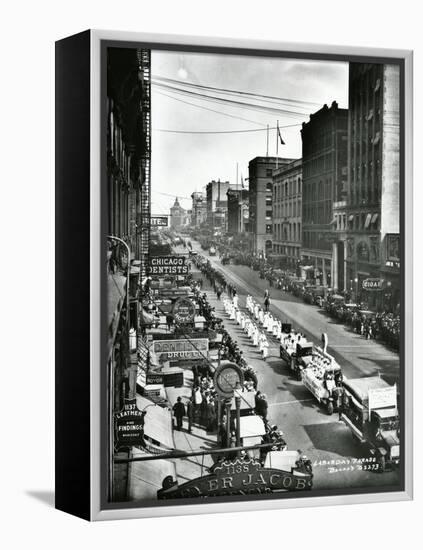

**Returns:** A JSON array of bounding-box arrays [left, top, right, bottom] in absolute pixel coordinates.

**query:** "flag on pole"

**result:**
[[277, 121, 285, 145]]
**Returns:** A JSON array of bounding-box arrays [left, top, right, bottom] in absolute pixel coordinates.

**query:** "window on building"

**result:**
[[266, 169, 273, 177]]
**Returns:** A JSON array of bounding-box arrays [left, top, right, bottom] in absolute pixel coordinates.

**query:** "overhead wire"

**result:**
[[151, 80, 310, 119], [154, 123, 302, 135], [152, 75, 321, 107], [154, 90, 267, 127]]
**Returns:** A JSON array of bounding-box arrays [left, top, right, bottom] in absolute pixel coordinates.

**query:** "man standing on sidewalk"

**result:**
[[172, 397, 186, 431], [186, 397, 194, 433]]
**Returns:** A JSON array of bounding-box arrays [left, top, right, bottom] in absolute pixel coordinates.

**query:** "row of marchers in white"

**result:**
[[222, 296, 271, 359]]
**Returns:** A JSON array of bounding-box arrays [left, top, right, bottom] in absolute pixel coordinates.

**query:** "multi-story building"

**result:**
[[106, 47, 151, 501], [191, 191, 207, 228], [239, 201, 250, 234], [206, 179, 231, 232], [249, 156, 295, 255], [272, 159, 302, 268], [335, 63, 400, 309], [170, 197, 186, 229], [227, 188, 249, 235], [301, 101, 348, 286]]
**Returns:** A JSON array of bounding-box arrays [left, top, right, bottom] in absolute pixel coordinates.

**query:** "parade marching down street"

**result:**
[[175, 241, 401, 490], [106, 49, 402, 503]]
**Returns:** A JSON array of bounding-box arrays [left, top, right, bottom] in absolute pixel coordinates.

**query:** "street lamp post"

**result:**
[[234, 387, 242, 455], [354, 277, 359, 304]]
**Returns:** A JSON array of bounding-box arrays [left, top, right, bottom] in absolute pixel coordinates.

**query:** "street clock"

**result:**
[[213, 361, 244, 399]]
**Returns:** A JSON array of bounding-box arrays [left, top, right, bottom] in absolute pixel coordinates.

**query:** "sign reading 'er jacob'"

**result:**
[[157, 457, 312, 499], [149, 256, 188, 275], [114, 399, 145, 449]]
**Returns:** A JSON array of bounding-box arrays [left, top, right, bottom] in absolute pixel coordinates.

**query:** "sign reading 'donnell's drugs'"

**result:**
[[149, 256, 188, 275], [157, 457, 312, 499], [114, 399, 145, 449], [151, 338, 208, 362]]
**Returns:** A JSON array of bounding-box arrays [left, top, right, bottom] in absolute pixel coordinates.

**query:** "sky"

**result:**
[[150, 50, 348, 215]]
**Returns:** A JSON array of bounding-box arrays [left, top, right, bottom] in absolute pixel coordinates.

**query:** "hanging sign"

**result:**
[[362, 278, 383, 290], [150, 216, 168, 227], [114, 398, 145, 449], [151, 338, 209, 362], [149, 256, 188, 275], [172, 297, 196, 324]]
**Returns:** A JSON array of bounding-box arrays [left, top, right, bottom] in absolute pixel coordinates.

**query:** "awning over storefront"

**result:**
[[108, 273, 127, 357], [129, 448, 176, 501], [136, 395, 175, 449], [231, 391, 256, 411], [108, 274, 126, 327], [329, 218, 337, 225], [348, 214, 354, 222], [371, 213, 379, 224], [264, 450, 300, 470], [240, 415, 266, 438]]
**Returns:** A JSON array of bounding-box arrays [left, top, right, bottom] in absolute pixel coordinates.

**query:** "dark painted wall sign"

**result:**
[[114, 399, 145, 449], [157, 457, 312, 499]]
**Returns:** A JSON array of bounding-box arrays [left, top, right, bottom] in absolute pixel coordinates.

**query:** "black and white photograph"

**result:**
[[105, 42, 404, 508]]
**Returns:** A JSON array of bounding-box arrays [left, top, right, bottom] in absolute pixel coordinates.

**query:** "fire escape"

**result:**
[[137, 49, 151, 279]]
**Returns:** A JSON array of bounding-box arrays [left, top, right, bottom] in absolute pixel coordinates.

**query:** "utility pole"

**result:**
[[266, 125, 269, 157]]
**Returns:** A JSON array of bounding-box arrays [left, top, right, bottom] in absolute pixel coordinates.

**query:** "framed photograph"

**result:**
[[55, 30, 413, 521]]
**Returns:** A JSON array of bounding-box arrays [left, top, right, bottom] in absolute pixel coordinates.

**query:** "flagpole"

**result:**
[[236, 162, 239, 190], [276, 120, 279, 169], [266, 125, 269, 157]]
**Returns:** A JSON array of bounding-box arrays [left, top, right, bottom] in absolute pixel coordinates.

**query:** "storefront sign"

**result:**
[[362, 278, 383, 291], [151, 338, 209, 362], [157, 457, 312, 499], [114, 399, 145, 449], [146, 372, 164, 385], [153, 287, 191, 298], [149, 256, 188, 275], [150, 216, 168, 227], [368, 384, 397, 412], [172, 297, 196, 324]]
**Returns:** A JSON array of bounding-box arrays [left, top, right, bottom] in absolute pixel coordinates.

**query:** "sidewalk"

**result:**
[[166, 370, 216, 484]]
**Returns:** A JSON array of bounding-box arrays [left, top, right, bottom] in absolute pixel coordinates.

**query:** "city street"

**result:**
[[177, 243, 400, 490], [190, 242, 400, 387], [105, 48, 403, 505]]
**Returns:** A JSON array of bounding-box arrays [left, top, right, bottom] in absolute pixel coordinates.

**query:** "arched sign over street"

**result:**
[[157, 457, 312, 499]]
